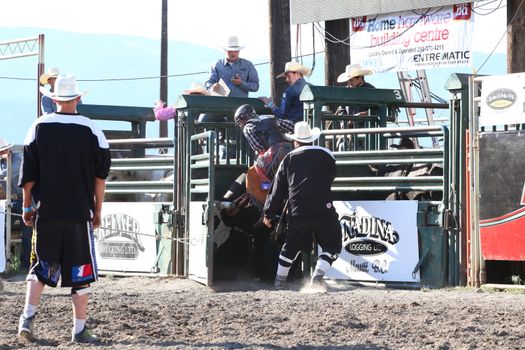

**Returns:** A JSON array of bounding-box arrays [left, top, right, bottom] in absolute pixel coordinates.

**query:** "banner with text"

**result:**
[[350, 4, 474, 73], [479, 73, 525, 127], [94, 202, 157, 273], [326, 200, 420, 283]]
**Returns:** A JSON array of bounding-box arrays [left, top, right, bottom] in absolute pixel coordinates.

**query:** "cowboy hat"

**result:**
[[222, 36, 244, 51], [288, 121, 321, 143], [183, 82, 209, 96], [41, 74, 88, 101], [0, 138, 13, 152], [39, 67, 60, 85], [336, 63, 373, 83], [276, 61, 312, 78]]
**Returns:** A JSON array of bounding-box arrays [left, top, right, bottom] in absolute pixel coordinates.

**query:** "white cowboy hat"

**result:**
[[39, 67, 60, 85], [0, 138, 13, 152], [336, 63, 373, 83], [42, 74, 88, 101], [276, 61, 312, 78], [183, 82, 209, 96], [288, 121, 321, 143], [222, 36, 244, 51]]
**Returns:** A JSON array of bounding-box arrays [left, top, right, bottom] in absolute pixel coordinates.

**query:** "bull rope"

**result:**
[[0, 209, 191, 245]]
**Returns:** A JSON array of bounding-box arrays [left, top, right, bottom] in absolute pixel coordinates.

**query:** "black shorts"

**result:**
[[30, 217, 98, 287], [286, 210, 342, 255]]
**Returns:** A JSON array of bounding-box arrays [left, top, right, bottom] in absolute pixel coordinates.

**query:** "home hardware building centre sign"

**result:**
[[291, 1, 478, 72]]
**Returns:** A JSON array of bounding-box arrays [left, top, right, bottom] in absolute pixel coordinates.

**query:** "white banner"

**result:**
[[188, 202, 209, 284], [350, 4, 474, 72], [326, 200, 420, 283], [479, 73, 525, 127], [0, 200, 5, 273], [94, 202, 158, 273]]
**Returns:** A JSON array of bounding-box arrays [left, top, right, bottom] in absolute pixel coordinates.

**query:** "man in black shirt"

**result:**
[[263, 122, 342, 289], [17, 75, 111, 343]]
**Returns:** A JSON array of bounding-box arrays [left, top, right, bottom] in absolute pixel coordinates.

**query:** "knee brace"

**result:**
[[71, 285, 92, 296], [279, 244, 301, 267], [319, 251, 339, 265]]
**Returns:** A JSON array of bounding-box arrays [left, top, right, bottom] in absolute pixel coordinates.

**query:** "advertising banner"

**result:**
[[326, 200, 420, 282], [479, 73, 525, 127], [479, 132, 525, 260], [350, 4, 474, 72], [0, 200, 5, 273], [94, 202, 157, 273], [188, 202, 209, 284]]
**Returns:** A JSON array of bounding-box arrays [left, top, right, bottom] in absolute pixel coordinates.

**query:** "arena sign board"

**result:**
[[94, 202, 157, 273], [326, 200, 420, 283], [350, 4, 473, 73], [479, 132, 525, 260], [479, 73, 525, 127], [0, 200, 5, 272]]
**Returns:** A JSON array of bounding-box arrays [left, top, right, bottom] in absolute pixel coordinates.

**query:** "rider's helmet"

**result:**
[[234, 104, 258, 127]]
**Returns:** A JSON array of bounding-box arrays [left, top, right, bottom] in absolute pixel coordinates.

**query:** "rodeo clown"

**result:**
[[263, 121, 342, 290]]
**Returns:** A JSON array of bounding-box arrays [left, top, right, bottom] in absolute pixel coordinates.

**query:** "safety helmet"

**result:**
[[234, 104, 258, 127]]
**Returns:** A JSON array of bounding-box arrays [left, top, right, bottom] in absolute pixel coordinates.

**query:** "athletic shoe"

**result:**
[[18, 314, 35, 341], [72, 326, 99, 343], [310, 274, 328, 290], [274, 275, 288, 290]]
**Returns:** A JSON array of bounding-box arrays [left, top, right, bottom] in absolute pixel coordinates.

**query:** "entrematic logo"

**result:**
[[96, 214, 145, 260], [340, 211, 400, 256]]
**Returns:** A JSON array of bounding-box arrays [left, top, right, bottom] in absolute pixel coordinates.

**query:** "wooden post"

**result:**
[[507, 0, 525, 73], [324, 19, 350, 87], [269, 0, 291, 104], [159, 0, 168, 138]]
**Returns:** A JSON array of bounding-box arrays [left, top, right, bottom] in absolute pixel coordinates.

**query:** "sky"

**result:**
[[0, 0, 510, 143], [2, 0, 508, 60]]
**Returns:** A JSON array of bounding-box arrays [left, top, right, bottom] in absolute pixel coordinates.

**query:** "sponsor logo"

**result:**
[[352, 16, 367, 32], [72, 263, 94, 283], [340, 211, 399, 256], [453, 3, 472, 20], [96, 214, 145, 260], [486, 88, 517, 110]]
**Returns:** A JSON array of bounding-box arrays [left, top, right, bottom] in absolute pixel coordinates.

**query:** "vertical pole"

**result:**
[[269, 0, 291, 105], [159, 0, 168, 138], [507, 0, 525, 73], [37, 34, 45, 118], [324, 19, 349, 87]]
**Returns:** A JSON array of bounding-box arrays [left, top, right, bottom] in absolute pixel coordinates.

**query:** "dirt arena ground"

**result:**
[[0, 274, 524, 350]]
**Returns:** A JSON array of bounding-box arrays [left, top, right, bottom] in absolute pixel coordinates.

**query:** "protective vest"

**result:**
[[251, 117, 288, 149]]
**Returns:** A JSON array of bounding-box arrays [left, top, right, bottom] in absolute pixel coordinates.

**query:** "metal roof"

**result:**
[[290, 0, 480, 24]]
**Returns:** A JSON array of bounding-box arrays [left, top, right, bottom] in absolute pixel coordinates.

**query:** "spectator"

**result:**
[[205, 36, 259, 97], [39, 67, 60, 114], [153, 82, 211, 122], [263, 121, 342, 290], [0, 143, 33, 269], [260, 61, 310, 123], [17, 75, 111, 343], [336, 63, 375, 116]]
